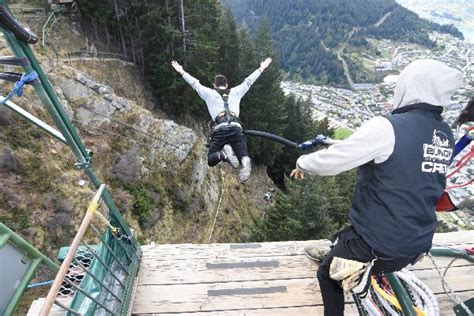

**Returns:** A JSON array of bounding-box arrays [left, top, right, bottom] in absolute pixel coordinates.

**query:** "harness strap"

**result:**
[[222, 93, 231, 123]]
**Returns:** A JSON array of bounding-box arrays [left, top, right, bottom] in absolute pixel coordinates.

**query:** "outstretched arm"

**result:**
[[291, 117, 395, 178], [171, 60, 214, 100], [232, 57, 273, 97]]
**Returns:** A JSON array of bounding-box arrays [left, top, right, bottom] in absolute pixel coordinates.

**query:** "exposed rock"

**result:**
[[103, 93, 131, 112], [75, 73, 131, 112], [59, 77, 95, 101], [75, 99, 114, 128], [54, 87, 75, 120], [0, 147, 17, 171], [111, 145, 145, 185], [137, 112, 198, 168]]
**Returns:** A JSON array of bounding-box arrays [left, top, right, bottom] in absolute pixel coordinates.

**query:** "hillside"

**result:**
[[0, 6, 274, 258], [223, 0, 463, 86]]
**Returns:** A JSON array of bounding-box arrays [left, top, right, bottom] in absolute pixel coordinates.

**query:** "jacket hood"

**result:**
[[393, 59, 463, 111]]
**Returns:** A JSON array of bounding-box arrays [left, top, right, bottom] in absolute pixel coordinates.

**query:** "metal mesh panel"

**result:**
[[58, 249, 94, 297]]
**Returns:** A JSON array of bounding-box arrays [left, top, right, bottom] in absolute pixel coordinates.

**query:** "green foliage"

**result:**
[[241, 18, 287, 166], [223, 0, 463, 86], [128, 181, 165, 227], [334, 127, 353, 139], [248, 172, 354, 241], [268, 94, 333, 186], [218, 8, 241, 85]]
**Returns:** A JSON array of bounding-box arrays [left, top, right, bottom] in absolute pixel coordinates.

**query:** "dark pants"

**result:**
[[317, 226, 419, 316], [207, 125, 248, 167]]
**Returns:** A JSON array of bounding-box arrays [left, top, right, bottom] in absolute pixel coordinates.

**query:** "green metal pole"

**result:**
[[1, 7, 138, 244], [17, 40, 90, 158], [3, 258, 41, 315], [386, 272, 417, 316], [0, 231, 11, 248], [0, 223, 59, 271], [1, 30, 88, 163], [430, 247, 474, 263]]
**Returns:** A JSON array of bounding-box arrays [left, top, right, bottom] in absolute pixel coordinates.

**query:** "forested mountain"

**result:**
[[222, 0, 463, 86]]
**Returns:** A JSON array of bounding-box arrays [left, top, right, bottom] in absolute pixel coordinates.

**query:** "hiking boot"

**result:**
[[304, 246, 330, 263], [239, 156, 251, 182], [222, 145, 239, 168]]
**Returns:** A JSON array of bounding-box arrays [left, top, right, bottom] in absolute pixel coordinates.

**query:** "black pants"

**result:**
[[317, 226, 419, 316], [208, 125, 248, 167]]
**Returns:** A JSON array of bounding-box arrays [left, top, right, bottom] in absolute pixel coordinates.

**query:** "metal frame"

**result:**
[[0, 2, 141, 314], [0, 224, 60, 315]]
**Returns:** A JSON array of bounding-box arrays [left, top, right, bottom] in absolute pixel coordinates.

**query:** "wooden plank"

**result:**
[[132, 304, 360, 316], [138, 255, 317, 285], [410, 265, 474, 294], [140, 231, 474, 262], [432, 231, 474, 246], [132, 232, 474, 314], [132, 278, 327, 314], [132, 291, 474, 315], [140, 240, 331, 261], [133, 265, 474, 314], [137, 252, 473, 286], [437, 290, 474, 316]]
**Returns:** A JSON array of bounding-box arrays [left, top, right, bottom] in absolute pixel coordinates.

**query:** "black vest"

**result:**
[[349, 104, 454, 257]]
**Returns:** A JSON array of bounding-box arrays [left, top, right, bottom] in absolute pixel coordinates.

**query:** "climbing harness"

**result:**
[[329, 256, 375, 295]]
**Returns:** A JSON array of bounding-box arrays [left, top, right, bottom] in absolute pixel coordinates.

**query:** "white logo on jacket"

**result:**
[[421, 130, 453, 173]]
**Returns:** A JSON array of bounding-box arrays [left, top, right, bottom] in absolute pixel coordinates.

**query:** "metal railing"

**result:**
[[0, 2, 142, 314], [0, 224, 60, 315], [40, 185, 141, 315]]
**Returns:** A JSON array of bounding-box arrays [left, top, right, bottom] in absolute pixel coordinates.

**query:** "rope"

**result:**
[[0, 71, 38, 105], [208, 169, 225, 243], [446, 146, 473, 178], [87, 198, 132, 241], [446, 179, 474, 190], [428, 253, 473, 316]]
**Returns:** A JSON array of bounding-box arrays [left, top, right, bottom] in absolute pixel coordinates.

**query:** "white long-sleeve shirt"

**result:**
[[296, 117, 395, 176], [182, 69, 262, 121]]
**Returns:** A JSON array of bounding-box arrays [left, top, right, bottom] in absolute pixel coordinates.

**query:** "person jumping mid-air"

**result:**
[[172, 58, 272, 182]]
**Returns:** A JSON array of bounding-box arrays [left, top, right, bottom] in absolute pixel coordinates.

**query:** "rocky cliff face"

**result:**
[[0, 12, 274, 256]]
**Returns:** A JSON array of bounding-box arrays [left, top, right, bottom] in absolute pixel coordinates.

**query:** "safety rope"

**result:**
[[0, 71, 38, 105], [208, 168, 225, 243], [87, 198, 132, 242], [428, 252, 473, 316], [446, 146, 474, 179]]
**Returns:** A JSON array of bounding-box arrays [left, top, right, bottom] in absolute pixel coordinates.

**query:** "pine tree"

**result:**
[[248, 176, 345, 242], [241, 18, 286, 166], [217, 8, 240, 86]]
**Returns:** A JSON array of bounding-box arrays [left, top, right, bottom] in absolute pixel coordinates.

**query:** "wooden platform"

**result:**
[[131, 231, 474, 315]]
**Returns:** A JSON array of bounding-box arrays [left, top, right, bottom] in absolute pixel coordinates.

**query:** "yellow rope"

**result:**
[[371, 277, 426, 316]]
